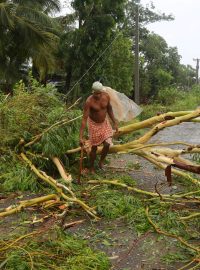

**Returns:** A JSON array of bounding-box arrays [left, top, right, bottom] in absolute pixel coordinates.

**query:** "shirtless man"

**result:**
[[80, 81, 118, 173]]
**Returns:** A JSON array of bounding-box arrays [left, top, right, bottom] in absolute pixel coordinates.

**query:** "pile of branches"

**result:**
[[0, 79, 97, 217], [1, 80, 200, 268], [1, 78, 200, 213]]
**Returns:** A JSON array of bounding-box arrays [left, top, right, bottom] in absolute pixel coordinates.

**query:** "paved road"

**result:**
[[110, 121, 200, 192], [150, 122, 200, 145]]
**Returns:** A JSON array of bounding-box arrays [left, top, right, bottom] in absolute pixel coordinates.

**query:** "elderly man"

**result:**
[[80, 81, 118, 173]]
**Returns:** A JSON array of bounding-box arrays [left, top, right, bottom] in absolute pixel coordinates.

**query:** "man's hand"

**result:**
[[79, 138, 85, 146], [114, 123, 118, 133]]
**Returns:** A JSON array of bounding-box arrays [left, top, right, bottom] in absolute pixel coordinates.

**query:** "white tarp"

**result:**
[[102, 86, 143, 122]]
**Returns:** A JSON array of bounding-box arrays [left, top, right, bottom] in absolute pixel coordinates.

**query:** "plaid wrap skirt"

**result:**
[[88, 117, 113, 146]]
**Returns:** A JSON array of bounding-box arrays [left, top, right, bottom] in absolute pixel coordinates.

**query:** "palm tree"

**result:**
[[0, 0, 61, 92]]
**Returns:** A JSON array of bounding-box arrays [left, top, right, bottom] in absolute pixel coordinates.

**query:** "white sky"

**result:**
[[141, 0, 200, 67], [60, 0, 199, 68]]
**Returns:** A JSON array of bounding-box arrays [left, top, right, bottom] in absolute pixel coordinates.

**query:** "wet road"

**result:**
[[150, 122, 200, 145]]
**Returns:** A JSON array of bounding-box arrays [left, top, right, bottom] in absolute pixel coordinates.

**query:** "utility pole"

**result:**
[[134, 3, 140, 104], [193, 58, 200, 84]]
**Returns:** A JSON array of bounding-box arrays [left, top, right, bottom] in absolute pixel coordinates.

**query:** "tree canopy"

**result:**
[[0, 0, 197, 99], [0, 0, 61, 91]]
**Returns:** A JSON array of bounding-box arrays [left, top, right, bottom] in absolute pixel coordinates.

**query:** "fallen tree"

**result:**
[[1, 81, 200, 270], [0, 79, 200, 217], [67, 108, 200, 186], [1, 108, 200, 217]]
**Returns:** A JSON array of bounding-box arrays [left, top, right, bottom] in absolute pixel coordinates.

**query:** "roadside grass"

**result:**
[[140, 86, 200, 120]]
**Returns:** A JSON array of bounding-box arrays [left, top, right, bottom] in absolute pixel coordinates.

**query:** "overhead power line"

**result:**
[[65, 32, 121, 98]]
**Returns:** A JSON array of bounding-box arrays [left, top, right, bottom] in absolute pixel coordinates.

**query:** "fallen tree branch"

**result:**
[[117, 111, 193, 137], [66, 110, 196, 154], [24, 115, 82, 148], [0, 194, 59, 218], [137, 109, 200, 144], [139, 151, 200, 187], [180, 212, 200, 221], [88, 180, 199, 201], [62, 219, 85, 229], [51, 156, 72, 183], [145, 206, 200, 253], [20, 153, 98, 219], [66, 110, 200, 186]]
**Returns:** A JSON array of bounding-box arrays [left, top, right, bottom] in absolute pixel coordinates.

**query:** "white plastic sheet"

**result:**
[[102, 86, 143, 122]]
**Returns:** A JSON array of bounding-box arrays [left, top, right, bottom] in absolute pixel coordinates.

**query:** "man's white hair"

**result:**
[[92, 81, 103, 91]]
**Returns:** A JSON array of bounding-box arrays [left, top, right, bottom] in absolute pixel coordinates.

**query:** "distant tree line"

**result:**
[[0, 0, 196, 102]]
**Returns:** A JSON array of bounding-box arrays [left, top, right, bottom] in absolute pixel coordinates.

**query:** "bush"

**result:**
[[140, 103, 167, 120], [0, 77, 81, 192], [0, 77, 82, 149], [140, 86, 200, 120], [156, 87, 183, 105]]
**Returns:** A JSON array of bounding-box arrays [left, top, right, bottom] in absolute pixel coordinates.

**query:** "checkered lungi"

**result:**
[[87, 117, 113, 146]]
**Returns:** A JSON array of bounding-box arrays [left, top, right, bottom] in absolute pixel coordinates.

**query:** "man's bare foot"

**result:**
[[99, 161, 103, 169], [98, 162, 105, 171]]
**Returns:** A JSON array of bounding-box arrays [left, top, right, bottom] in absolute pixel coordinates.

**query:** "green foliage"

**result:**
[[0, 0, 60, 89], [3, 228, 110, 270], [39, 109, 81, 156], [192, 153, 200, 164], [58, 0, 182, 100], [0, 77, 81, 191], [170, 85, 200, 111], [151, 205, 186, 235], [89, 175, 150, 234], [138, 32, 197, 100], [96, 32, 134, 95], [139, 103, 167, 120], [0, 156, 39, 192], [93, 189, 150, 233], [140, 86, 200, 120], [162, 252, 189, 265], [156, 87, 182, 105], [154, 69, 173, 90], [0, 84, 59, 146], [58, 0, 127, 96], [0, 77, 81, 150]]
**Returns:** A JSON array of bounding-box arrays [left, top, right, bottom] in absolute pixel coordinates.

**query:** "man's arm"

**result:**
[[79, 101, 90, 145], [107, 100, 118, 132]]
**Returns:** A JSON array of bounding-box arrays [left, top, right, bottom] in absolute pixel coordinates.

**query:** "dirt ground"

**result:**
[[1, 122, 200, 270]]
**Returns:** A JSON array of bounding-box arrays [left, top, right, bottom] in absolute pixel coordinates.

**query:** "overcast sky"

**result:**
[[141, 0, 200, 67], [60, 0, 199, 68]]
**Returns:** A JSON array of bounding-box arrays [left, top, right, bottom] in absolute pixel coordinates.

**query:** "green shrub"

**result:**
[[140, 103, 167, 120], [0, 79, 81, 148], [156, 87, 183, 105], [0, 77, 81, 192], [140, 86, 200, 120]]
